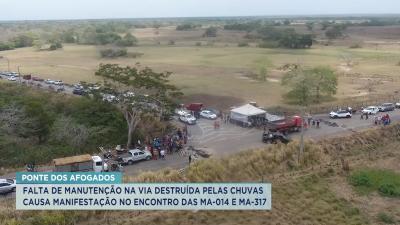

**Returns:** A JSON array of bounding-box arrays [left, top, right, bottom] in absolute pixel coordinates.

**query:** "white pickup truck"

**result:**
[[120, 149, 152, 165]]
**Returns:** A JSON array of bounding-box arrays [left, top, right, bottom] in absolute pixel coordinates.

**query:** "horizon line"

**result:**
[[1, 13, 399, 23]]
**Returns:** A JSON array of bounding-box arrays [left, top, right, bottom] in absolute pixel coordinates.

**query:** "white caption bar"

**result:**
[[16, 183, 271, 210]]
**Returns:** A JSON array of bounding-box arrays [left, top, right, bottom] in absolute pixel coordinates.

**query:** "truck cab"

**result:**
[[91, 155, 105, 172]]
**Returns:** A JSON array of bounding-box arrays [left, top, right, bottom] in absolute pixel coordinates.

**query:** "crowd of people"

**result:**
[[374, 114, 391, 126], [145, 126, 189, 160], [306, 115, 321, 129]]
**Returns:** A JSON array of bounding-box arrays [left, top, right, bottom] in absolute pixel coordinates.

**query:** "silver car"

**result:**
[[0, 178, 16, 194]]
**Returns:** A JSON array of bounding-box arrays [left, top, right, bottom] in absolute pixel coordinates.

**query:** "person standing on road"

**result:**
[[307, 115, 312, 126], [189, 154, 192, 165], [316, 119, 320, 128], [160, 149, 165, 160]]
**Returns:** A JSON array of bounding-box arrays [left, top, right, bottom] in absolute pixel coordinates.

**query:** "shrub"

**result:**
[[99, 48, 127, 58], [258, 41, 279, 48], [203, 27, 217, 37], [238, 42, 249, 47], [378, 212, 395, 224], [195, 42, 202, 46], [127, 52, 144, 58], [349, 169, 400, 197], [379, 183, 399, 197], [350, 173, 372, 187], [168, 40, 175, 45], [176, 24, 196, 31], [349, 43, 362, 49], [0, 42, 14, 51]]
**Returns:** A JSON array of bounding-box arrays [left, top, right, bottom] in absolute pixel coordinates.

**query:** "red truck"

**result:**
[[266, 116, 303, 134]]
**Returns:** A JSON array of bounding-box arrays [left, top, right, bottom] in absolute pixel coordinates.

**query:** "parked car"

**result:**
[[56, 86, 65, 92], [45, 79, 55, 84], [32, 76, 44, 81], [10, 72, 19, 77], [88, 85, 100, 91], [102, 94, 118, 103], [120, 149, 152, 165], [396, 102, 400, 109], [54, 80, 63, 85], [0, 178, 16, 194], [73, 88, 86, 96], [262, 130, 290, 144], [175, 109, 189, 117], [362, 106, 379, 115], [329, 110, 352, 119], [378, 103, 395, 112], [73, 84, 83, 89], [200, 110, 218, 119], [205, 108, 221, 117], [7, 76, 17, 81], [123, 91, 135, 98], [179, 113, 197, 125]]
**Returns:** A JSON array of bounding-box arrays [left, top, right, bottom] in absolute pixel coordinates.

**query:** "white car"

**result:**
[[396, 102, 400, 109], [54, 80, 63, 85], [123, 91, 135, 98], [88, 85, 101, 90], [175, 109, 189, 117], [7, 76, 17, 81], [121, 149, 152, 165], [102, 94, 118, 103], [200, 110, 217, 119], [362, 106, 379, 115], [45, 79, 55, 84], [179, 113, 197, 125], [329, 110, 352, 119], [0, 178, 16, 194]]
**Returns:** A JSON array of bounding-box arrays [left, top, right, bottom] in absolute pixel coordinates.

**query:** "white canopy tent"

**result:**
[[230, 104, 267, 126]]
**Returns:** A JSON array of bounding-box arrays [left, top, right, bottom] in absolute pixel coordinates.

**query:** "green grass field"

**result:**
[[1, 43, 400, 108]]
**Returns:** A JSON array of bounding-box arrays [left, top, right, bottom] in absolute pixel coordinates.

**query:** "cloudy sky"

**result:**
[[0, 0, 398, 21]]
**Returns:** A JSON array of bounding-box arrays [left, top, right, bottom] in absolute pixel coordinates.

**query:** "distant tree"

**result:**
[[259, 67, 268, 82], [92, 64, 182, 148], [325, 25, 344, 39], [279, 29, 313, 49], [0, 42, 14, 51], [282, 65, 337, 104], [95, 32, 121, 45], [168, 40, 176, 45], [321, 21, 331, 30], [48, 40, 63, 51], [176, 24, 196, 31], [33, 40, 45, 50], [282, 66, 314, 105], [203, 27, 218, 37], [224, 21, 261, 32], [283, 19, 291, 25], [117, 33, 138, 47], [60, 29, 77, 43], [306, 22, 314, 31], [308, 66, 337, 103], [99, 48, 127, 58], [9, 34, 36, 48], [238, 42, 249, 47], [50, 116, 89, 148]]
